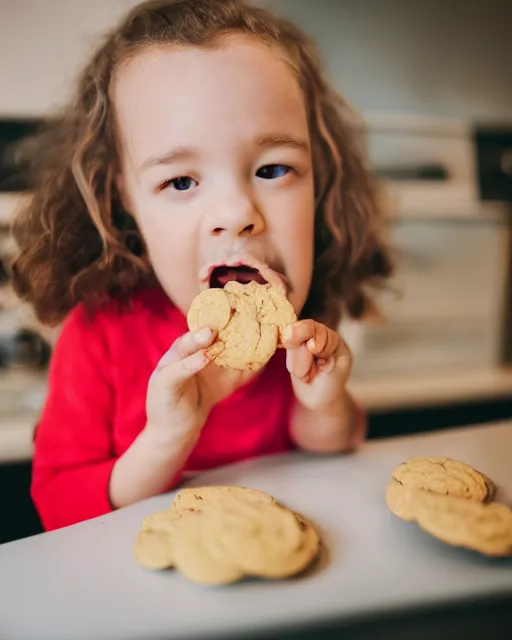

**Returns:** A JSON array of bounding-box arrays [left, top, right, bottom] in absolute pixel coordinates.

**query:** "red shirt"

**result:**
[[32, 287, 366, 531]]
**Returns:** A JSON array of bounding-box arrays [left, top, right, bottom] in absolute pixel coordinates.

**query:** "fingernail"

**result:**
[[283, 326, 293, 341], [307, 338, 316, 351]]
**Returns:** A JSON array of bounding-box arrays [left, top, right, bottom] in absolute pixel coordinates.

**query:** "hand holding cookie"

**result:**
[[145, 325, 254, 447], [186, 281, 352, 413], [145, 279, 297, 448], [145, 327, 214, 445]]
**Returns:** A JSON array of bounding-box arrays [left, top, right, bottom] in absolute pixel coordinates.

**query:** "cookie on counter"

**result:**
[[387, 480, 512, 557], [385, 478, 419, 522], [172, 485, 276, 512], [415, 491, 512, 557], [386, 457, 512, 557], [391, 456, 494, 502], [134, 485, 321, 585]]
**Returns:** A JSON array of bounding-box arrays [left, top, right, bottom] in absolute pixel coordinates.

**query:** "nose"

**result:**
[[209, 189, 265, 238]]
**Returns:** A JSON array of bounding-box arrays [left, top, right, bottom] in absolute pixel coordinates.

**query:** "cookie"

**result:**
[[392, 457, 491, 502], [133, 528, 175, 570], [133, 484, 322, 584], [187, 281, 296, 371], [414, 492, 512, 557], [386, 479, 512, 557], [227, 280, 296, 346], [141, 506, 184, 534], [282, 511, 322, 577], [208, 296, 261, 370], [264, 284, 298, 346], [187, 288, 232, 332], [483, 474, 497, 501], [385, 478, 419, 522], [195, 501, 306, 579], [172, 485, 276, 513], [252, 324, 279, 366], [171, 511, 244, 586]]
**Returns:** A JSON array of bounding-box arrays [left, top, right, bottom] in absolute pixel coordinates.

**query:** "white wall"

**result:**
[[269, 0, 512, 122], [0, 0, 135, 116], [0, 0, 511, 120]]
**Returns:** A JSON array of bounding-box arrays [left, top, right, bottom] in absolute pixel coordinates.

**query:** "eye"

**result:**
[[256, 164, 292, 180], [159, 176, 198, 192]]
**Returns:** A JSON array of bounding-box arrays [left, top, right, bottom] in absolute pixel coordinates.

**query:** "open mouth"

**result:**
[[200, 254, 287, 293], [209, 265, 268, 289]]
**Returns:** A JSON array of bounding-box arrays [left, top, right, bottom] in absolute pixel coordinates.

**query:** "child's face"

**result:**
[[114, 37, 315, 316]]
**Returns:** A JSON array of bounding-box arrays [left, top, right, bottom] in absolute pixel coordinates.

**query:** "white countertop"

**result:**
[[0, 422, 511, 640], [1, 366, 512, 463]]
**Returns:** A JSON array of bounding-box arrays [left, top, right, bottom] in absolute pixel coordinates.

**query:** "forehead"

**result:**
[[113, 37, 308, 164]]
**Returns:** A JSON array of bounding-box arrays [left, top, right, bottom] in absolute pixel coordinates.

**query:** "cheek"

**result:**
[[137, 207, 186, 261], [289, 220, 315, 302], [274, 193, 315, 309], [131, 196, 198, 309]]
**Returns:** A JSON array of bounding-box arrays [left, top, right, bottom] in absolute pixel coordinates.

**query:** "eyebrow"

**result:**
[[138, 147, 200, 173], [138, 134, 310, 173], [255, 134, 310, 153]]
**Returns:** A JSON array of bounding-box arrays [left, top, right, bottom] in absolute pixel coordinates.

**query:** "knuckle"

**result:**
[[306, 319, 317, 333], [298, 319, 314, 334], [175, 331, 198, 357]]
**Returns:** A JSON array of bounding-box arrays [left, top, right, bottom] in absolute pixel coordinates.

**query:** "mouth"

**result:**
[[208, 265, 268, 289], [201, 253, 288, 293]]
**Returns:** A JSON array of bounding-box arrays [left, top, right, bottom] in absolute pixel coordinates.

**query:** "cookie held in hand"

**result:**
[[187, 281, 297, 371]]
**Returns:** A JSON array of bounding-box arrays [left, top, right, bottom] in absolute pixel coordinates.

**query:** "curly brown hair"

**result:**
[[11, 0, 392, 329]]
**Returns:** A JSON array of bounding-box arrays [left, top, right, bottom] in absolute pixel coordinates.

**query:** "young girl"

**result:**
[[11, 0, 392, 531]]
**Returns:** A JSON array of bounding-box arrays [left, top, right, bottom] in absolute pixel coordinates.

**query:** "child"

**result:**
[[11, 0, 392, 531]]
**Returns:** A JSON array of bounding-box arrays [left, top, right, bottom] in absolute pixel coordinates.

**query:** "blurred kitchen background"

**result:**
[[0, 0, 511, 542]]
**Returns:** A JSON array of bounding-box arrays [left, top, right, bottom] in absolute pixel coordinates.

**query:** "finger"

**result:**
[[302, 359, 319, 384], [310, 328, 350, 362], [306, 324, 330, 356], [152, 349, 209, 390], [282, 319, 317, 349], [152, 329, 216, 387], [286, 344, 314, 382], [283, 320, 340, 361], [157, 328, 215, 370], [318, 356, 336, 374], [308, 327, 340, 360], [318, 337, 352, 374]]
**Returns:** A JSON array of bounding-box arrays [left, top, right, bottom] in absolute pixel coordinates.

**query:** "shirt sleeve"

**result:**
[[31, 305, 116, 531]]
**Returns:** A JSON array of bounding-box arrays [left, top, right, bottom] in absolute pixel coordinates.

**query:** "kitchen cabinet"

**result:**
[[0, 461, 42, 544]]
